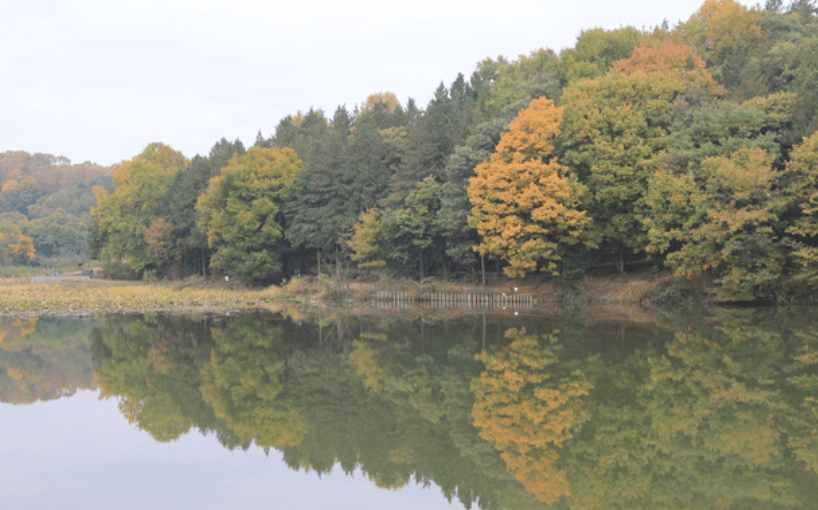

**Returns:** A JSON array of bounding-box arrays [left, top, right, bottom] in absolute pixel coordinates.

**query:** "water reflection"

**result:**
[[2, 307, 818, 509], [0, 316, 97, 403]]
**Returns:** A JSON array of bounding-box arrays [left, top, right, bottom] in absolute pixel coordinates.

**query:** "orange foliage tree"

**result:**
[[614, 38, 725, 97], [468, 97, 592, 277]]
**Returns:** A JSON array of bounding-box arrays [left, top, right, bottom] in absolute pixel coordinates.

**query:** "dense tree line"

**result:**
[[82, 0, 818, 300]]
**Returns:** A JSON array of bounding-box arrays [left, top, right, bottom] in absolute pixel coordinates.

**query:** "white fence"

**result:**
[[375, 290, 535, 309]]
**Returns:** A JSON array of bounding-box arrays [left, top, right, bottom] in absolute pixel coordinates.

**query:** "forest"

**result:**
[[4, 0, 818, 301]]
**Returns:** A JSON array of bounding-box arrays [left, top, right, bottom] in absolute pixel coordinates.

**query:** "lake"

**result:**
[[2, 307, 817, 509]]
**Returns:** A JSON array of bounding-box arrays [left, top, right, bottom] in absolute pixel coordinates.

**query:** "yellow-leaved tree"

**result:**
[[0, 229, 36, 265], [467, 97, 593, 277], [784, 131, 818, 290]]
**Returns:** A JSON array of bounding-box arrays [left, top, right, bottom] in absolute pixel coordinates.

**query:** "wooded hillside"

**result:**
[[0, 151, 113, 267]]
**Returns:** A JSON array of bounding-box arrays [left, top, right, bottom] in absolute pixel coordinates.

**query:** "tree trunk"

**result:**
[[419, 247, 424, 281], [481, 254, 486, 288], [616, 249, 625, 274], [317, 247, 321, 276]]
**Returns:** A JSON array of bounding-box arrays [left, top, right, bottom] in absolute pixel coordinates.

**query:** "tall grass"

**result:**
[[0, 279, 290, 314]]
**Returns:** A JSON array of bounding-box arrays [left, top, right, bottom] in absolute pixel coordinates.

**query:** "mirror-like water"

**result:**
[[2, 307, 817, 509]]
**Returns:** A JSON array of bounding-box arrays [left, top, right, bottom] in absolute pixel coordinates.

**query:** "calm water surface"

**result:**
[[2, 307, 817, 509]]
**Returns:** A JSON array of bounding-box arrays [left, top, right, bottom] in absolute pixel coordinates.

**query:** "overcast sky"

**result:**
[[2, 0, 758, 167]]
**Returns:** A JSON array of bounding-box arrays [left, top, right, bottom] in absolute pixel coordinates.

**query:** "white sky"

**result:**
[[2, 0, 758, 167]]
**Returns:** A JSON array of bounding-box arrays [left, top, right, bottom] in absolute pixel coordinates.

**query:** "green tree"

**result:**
[[678, 0, 769, 98], [285, 106, 354, 273], [558, 27, 644, 86], [91, 143, 187, 274], [663, 147, 787, 301], [766, 0, 784, 12], [90, 315, 243, 447], [663, 92, 794, 172], [379, 176, 444, 280], [472, 50, 562, 123], [397, 82, 464, 188], [644, 93, 795, 265], [199, 316, 306, 448], [783, 130, 818, 291], [787, 37, 818, 143], [345, 96, 407, 216], [559, 46, 719, 271], [196, 146, 302, 282], [789, 0, 818, 19], [438, 119, 508, 270], [21, 211, 85, 257], [159, 138, 245, 276]]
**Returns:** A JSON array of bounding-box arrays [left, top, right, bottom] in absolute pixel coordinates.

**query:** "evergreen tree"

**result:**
[[379, 176, 445, 280], [766, 0, 784, 11], [286, 106, 355, 272], [160, 138, 245, 276], [438, 119, 507, 270], [789, 0, 818, 19], [343, 97, 407, 219]]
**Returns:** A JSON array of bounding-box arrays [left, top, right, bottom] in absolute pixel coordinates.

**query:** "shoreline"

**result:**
[[0, 273, 676, 318]]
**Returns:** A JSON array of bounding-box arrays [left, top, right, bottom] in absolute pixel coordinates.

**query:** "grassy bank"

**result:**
[[0, 278, 289, 315], [0, 272, 672, 316]]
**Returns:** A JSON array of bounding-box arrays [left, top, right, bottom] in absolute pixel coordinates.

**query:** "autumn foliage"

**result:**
[[468, 97, 591, 277]]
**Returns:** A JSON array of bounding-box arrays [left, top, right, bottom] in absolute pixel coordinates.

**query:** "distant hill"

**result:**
[[0, 151, 114, 266]]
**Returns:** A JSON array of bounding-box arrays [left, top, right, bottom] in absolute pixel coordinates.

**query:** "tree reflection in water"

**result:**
[[4, 307, 818, 509]]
